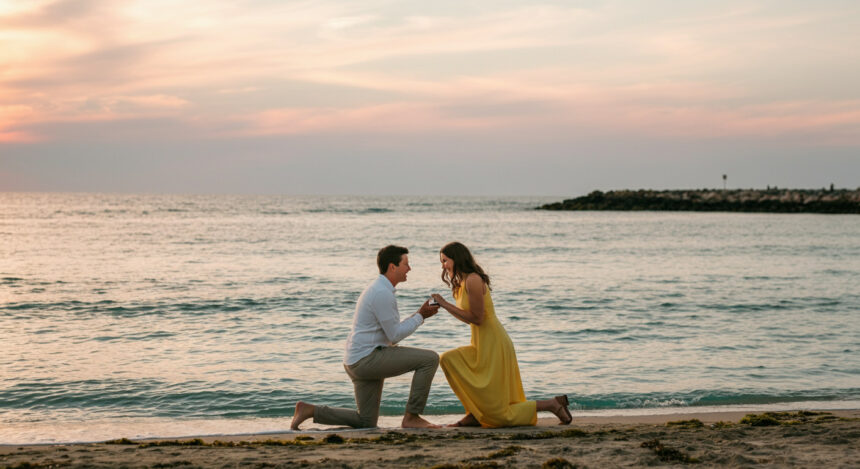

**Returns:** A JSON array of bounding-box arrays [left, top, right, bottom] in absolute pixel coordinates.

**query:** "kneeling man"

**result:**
[[291, 245, 440, 429]]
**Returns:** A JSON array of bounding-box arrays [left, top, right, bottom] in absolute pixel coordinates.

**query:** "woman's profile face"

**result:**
[[440, 253, 454, 276]]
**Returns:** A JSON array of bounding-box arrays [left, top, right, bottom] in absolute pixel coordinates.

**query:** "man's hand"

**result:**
[[418, 299, 440, 319]]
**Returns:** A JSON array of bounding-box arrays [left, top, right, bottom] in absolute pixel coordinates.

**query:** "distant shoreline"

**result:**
[[539, 188, 860, 214]]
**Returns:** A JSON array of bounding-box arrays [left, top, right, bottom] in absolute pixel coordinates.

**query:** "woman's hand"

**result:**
[[432, 274, 485, 325]]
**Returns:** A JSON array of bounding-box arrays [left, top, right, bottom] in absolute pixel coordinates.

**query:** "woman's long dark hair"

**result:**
[[440, 241, 491, 296]]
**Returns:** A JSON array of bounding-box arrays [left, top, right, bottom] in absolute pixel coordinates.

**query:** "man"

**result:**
[[291, 245, 441, 429]]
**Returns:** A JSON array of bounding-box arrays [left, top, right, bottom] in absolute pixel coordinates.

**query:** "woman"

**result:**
[[431, 241, 572, 428]]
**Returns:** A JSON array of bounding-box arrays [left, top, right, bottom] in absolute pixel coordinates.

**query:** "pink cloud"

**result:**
[[0, 130, 38, 143], [236, 101, 505, 137], [2, 1, 857, 148], [0, 104, 41, 142]]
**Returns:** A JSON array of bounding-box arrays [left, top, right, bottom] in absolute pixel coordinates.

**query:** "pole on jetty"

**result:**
[[722, 174, 727, 190]]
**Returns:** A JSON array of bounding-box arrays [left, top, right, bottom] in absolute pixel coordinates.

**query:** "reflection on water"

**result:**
[[1, 193, 859, 443]]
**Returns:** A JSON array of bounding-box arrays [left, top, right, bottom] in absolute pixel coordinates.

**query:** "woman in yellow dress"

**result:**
[[431, 241, 572, 428]]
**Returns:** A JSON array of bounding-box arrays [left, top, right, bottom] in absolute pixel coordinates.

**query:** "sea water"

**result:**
[[1, 193, 858, 444]]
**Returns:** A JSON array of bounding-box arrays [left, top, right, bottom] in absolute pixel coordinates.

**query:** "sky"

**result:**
[[1, 0, 859, 195]]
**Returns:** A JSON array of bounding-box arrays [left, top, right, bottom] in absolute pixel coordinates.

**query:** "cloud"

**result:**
[[0, 105, 40, 142], [0, 0, 105, 28], [324, 15, 378, 31], [216, 87, 261, 95], [1, 0, 858, 147], [0, 130, 37, 143]]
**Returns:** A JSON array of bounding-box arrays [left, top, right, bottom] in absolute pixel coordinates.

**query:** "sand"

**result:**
[[1, 410, 858, 468]]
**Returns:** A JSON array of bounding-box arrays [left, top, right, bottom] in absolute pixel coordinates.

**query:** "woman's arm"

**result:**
[[432, 273, 486, 325]]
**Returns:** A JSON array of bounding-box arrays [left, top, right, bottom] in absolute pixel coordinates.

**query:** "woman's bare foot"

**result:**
[[290, 401, 315, 430], [448, 413, 480, 427], [402, 412, 440, 428]]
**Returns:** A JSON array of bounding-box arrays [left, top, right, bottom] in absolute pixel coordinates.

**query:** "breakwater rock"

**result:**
[[539, 189, 860, 214]]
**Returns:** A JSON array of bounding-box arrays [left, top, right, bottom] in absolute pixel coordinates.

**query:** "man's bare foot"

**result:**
[[448, 413, 480, 427], [402, 412, 440, 428], [290, 401, 315, 430]]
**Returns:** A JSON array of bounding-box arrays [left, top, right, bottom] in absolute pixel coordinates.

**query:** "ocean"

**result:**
[[2, 192, 858, 444]]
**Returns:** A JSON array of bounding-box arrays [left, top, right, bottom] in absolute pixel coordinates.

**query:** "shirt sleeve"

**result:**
[[370, 290, 423, 344]]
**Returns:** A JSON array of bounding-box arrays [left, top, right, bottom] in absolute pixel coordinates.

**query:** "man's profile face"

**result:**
[[388, 254, 411, 284]]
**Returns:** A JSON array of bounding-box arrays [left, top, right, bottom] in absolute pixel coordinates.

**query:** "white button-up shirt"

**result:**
[[344, 275, 424, 365]]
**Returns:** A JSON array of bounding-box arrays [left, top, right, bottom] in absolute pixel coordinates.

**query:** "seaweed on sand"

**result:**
[[430, 463, 502, 469], [667, 419, 704, 428], [469, 445, 524, 460], [321, 434, 344, 444], [741, 411, 832, 427], [505, 428, 588, 440], [710, 421, 734, 429], [542, 458, 581, 469], [4, 463, 44, 469], [104, 438, 137, 445], [641, 439, 699, 464], [138, 439, 207, 447], [130, 438, 322, 448]]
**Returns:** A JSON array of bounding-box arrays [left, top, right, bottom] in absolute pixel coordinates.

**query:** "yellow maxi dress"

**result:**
[[440, 284, 537, 427]]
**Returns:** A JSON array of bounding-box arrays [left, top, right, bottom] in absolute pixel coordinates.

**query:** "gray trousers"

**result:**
[[313, 346, 439, 428]]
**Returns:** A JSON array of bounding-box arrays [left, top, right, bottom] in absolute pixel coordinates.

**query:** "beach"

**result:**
[[3, 194, 860, 460], [6, 0, 860, 464], [2, 410, 857, 468]]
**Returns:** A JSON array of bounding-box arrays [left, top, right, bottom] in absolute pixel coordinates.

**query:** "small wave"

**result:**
[[303, 207, 394, 214], [93, 331, 178, 342], [581, 298, 615, 304], [259, 211, 292, 215], [359, 207, 393, 214], [4, 300, 107, 312], [553, 328, 627, 336], [2, 297, 290, 319], [819, 269, 852, 275], [262, 276, 311, 284], [559, 389, 860, 410], [700, 302, 791, 312]]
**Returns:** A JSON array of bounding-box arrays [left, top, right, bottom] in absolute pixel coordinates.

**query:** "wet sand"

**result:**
[[2, 410, 858, 468]]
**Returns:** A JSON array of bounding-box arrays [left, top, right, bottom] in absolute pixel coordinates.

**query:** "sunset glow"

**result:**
[[2, 0, 858, 194]]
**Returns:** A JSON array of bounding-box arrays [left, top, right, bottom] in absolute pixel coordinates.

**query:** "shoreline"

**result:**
[[4, 401, 860, 446], [164, 409, 860, 443], [2, 410, 857, 468]]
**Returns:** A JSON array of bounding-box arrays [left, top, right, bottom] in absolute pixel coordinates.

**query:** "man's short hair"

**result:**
[[377, 245, 409, 274]]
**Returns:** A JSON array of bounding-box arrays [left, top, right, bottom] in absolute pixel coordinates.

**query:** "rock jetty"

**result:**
[[539, 189, 860, 214]]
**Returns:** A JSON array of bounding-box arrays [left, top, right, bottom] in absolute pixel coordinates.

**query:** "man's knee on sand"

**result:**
[[358, 413, 379, 428]]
